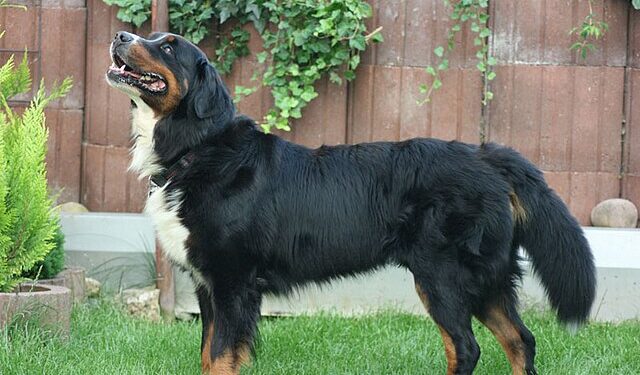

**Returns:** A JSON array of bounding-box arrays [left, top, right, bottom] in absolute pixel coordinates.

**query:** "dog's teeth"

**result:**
[[120, 64, 126, 71]]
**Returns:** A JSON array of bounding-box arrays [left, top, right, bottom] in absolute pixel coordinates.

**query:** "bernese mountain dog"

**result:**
[[106, 31, 596, 375]]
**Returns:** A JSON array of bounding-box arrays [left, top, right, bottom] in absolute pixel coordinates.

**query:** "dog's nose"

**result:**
[[114, 31, 134, 44]]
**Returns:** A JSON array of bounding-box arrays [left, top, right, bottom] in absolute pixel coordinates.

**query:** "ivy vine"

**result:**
[[420, 0, 495, 106], [102, 0, 381, 133], [420, 0, 640, 105]]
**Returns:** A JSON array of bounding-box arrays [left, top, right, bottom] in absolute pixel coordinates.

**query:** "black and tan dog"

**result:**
[[106, 31, 596, 375]]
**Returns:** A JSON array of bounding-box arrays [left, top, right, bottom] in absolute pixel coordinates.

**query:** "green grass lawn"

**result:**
[[2, 300, 639, 374]]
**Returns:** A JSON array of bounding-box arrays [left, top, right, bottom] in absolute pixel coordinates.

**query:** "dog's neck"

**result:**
[[129, 98, 163, 178], [128, 97, 225, 180]]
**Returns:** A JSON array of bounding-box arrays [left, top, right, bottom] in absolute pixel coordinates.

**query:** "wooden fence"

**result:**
[[2, 0, 639, 225]]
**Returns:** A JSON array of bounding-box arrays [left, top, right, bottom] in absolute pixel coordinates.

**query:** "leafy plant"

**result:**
[[420, 0, 496, 106], [569, 0, 609, 59], [21, 226, 65, 280], [102, 0, 380, 132], [633, 0, 640, 10], [0, 10, 72, 292], [256, 0, 382, 132], [103, 0, 151, 29]]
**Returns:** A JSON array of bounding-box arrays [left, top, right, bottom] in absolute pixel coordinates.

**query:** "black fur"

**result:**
[[112, 32, 596, 374]]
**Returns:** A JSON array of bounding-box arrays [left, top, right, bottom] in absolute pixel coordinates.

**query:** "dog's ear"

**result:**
[[194, 59, 235, 123]]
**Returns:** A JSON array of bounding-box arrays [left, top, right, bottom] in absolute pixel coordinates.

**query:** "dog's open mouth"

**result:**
[[107, 52, 167, 93]]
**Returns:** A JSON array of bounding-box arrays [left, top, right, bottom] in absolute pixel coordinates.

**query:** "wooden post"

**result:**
[[151, 0, 175, 321], [151, 0, 169, 33]]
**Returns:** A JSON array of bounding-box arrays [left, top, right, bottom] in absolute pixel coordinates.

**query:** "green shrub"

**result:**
[[21, 226, 65, 280], [0, 8, 72, 292]]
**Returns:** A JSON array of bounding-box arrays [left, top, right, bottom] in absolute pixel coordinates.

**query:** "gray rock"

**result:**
[[85, 277, 102, 298], [590, 199, 638, 228], [120, 287, 160, 322]]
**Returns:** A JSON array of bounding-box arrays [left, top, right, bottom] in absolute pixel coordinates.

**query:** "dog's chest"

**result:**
[[144, 186, 191, 269]]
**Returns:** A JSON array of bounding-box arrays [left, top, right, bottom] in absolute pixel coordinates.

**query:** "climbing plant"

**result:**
[[569, 0, 609, 59], [420, 0, 495, 106], [421, 0, 626, 106], [103, 0, 382, 132]]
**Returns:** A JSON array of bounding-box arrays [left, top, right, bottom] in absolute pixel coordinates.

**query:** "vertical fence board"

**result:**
[[84, 0, 132, 146], [540, 67, 573, 171], [40, 7, 86, 109], [623, 69, 640, 216], [349, 65, 375, 143]]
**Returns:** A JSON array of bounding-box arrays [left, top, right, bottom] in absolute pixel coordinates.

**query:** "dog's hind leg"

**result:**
[[475, 296, 537, 375], [414, 273, 480, 375]]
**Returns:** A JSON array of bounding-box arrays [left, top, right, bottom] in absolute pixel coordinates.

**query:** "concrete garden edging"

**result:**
[[60, 212, 640, 322], [37, 267, 87, 304], [0, 283, 72, 336]]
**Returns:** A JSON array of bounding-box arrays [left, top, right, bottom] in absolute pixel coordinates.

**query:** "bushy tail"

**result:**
[[481, 143, 596, 327]]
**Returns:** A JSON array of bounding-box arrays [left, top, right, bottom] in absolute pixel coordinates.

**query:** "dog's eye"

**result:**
[[161, 44, 173, 55]]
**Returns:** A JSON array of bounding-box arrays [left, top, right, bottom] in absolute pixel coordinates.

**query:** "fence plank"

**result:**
[[493, 0, 627, 66]]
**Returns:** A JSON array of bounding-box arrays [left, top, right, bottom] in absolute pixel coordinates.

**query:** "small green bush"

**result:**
[[21, 226, 65, 280], [0, 6, 72, 292]]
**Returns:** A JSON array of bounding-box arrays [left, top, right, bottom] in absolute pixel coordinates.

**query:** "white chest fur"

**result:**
[[144, 186, 191, 268], [112, 85, 206, 285], [129, 99, 162, 178]]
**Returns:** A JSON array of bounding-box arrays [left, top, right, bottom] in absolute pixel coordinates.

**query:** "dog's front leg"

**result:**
[[196, 285, 216, 373], [198, 279, 262, 375]]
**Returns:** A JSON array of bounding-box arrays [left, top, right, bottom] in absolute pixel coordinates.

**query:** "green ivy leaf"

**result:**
[[438, 59, 449, 71], [349, 36, 366, 51], [329, 71, 342, 85], [371, 32, 384, 43], [256, 51, 268, 63], [434, 46, 444, 57], [479, 28, 491, 38], [344, 70, 356, 81], [300, 90, 318, 102]]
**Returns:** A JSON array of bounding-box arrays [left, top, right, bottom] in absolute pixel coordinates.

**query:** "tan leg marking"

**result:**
[[438, 325, 458, 375], [479, 306, 526, 375], [509, 191, 527, 224], [208, 343, 251, 375], [415, 283, 457, 375], [415, 283, 430, 310], [201, 322, 214, 373]]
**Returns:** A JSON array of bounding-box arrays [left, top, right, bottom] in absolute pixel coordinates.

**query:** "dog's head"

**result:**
[[106, 31, 234, 123]]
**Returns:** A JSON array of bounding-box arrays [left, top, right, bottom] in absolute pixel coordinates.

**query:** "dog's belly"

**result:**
[[145, 186, 191, 268]]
